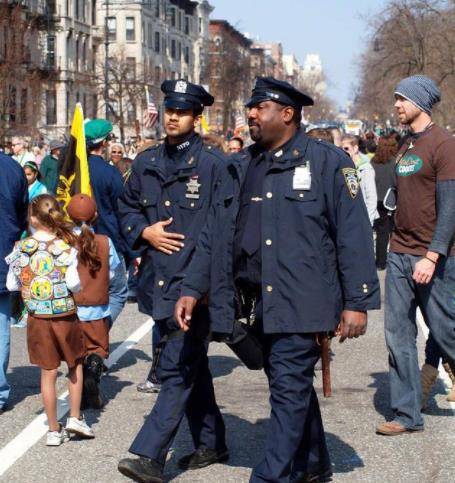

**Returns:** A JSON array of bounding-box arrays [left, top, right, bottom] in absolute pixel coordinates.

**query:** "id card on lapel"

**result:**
[[293, 162, 311, 190]]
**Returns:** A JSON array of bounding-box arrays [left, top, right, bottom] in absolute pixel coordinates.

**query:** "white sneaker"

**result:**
[[65, 415, 95, 439], [46, 426, 70, 446]]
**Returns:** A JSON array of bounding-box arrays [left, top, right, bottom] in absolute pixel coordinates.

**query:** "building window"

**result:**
[[126, 57, 136, 80], [184, 46, 189, 64], [107, 17, 116, 41], [92, 44, 97, 70], [184, 16, 190, 35], [46, 90, 57, 125], [75, 37, 80, 71], [91, 0, 96, 25], [199, 17, 202, 33], [48, 0, 56, 15], [66, 90, 70, 125], [171, 39, 176, 59], [82, 38, 87, 70], [177, 42, 181, 61], [170, 7, 176, 27], [126, 17, 135, 41], [20, 88, 27, 124], [154, 65, 161, 83], [47, 35, 56, 68], [154, 31, 160, 53], [8, 86, 16, 124], [92, 94, 98, 118], [155, 0, 160, 18], [127, 101, 136, 123], [148, 25, 153, 48]]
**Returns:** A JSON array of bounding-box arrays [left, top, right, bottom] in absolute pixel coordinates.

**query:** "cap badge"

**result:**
[[175, 80, 187, 93]]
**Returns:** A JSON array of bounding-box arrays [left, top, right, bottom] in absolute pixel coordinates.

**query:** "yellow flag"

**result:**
[[56, 103, 92, 214], [200, 115, 210, 135]]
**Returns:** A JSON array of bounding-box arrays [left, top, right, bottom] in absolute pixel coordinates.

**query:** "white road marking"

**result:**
[[416, 310, 455, 412], [0, 318, 153, 477]]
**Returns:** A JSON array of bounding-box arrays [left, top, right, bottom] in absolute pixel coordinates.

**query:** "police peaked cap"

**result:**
[[85, 119, 113, 144], [245, 76, 314, 109], [161, 79, 214, 111]]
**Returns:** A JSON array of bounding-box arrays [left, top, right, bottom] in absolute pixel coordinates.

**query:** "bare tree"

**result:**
[[0, 1, 41, 141], [95, 49, 150, 143], [298, 71, 337, 122], [208, 31, 251, 133], [353, 0, 455, 126]]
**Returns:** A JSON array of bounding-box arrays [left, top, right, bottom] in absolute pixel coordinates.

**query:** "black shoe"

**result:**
[[127, 296, 138, 304], [291, 467, 333, 483], [118, 456, 164, 483], [178, 447, 229, 470], [82, 360, 105, 410]]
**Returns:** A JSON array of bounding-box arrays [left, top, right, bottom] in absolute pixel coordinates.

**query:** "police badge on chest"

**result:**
[[186, 175, 201, 199], [293, 162, 311, 190]]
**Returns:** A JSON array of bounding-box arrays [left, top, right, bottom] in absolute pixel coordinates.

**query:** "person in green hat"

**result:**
[[85, 119, 128, 326]]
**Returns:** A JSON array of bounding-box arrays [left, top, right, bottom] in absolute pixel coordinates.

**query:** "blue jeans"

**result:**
[[385, 253, 455, 429], [0, 293, 11, 409], [109, 255, 128, 324]]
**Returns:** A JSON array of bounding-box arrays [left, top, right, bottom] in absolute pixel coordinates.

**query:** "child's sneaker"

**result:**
[[65, 415, 95, 439], [46, 425, 70, 446]]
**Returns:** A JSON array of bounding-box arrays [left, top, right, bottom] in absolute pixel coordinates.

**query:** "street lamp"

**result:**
[[104, 0, 109, 118]]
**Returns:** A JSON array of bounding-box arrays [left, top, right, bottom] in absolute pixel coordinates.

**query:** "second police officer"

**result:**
[[117, 80, 228, 483], [175, 77, 381, 482]]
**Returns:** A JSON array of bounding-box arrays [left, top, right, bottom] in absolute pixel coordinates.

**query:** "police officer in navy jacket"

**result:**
[[176, 77, 380, 482], [0, 153, 28, 413], [117, 80, 228, 483]]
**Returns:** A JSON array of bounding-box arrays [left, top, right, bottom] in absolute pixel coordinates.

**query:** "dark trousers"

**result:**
[[146, 323, 162, 384], [374, 202, 392, 269], [250, 332, 330, 482], [425, 333, 445, 368], [129, 308, 226, 465]]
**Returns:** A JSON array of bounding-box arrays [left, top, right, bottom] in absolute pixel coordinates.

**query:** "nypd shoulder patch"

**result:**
[[342, 167, 359, 199]]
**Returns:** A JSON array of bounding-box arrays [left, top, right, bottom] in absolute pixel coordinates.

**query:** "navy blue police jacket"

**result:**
[[180, 130, 381, 334], [0, 153, 29, 293], [117, 134, 226, 320], [88, 154, 128, 257]]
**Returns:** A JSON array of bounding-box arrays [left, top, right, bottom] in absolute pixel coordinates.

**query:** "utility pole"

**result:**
[[104, 0, 109, 118]]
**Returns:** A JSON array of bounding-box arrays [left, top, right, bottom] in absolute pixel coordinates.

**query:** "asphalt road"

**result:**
[[1, 272, 454, 482]]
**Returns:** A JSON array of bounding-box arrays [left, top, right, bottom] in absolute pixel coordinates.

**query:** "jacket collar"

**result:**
[[143, 134, 204, 179], [268, 129, 310, 170], [230, 129, 311, 176]]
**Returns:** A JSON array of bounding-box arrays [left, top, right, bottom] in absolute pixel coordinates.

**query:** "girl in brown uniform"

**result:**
[[66, 194, 121, 409], [5, 194, 94, 446]]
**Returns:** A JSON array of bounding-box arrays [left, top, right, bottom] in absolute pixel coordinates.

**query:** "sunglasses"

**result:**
[[111, 151, 123, 154]]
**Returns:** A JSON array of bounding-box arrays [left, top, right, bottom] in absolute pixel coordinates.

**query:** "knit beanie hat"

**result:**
[[394, 75, 441, 114]]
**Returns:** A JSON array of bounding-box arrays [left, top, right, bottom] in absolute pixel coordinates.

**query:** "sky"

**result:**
[[209, 0, 388, 109]]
